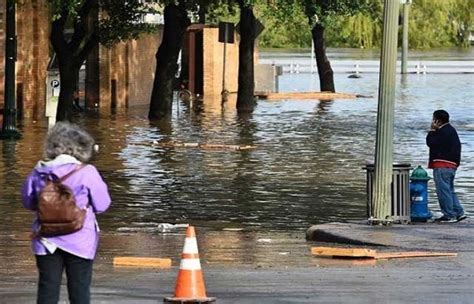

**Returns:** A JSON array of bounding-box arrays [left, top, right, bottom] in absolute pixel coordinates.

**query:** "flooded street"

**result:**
[[0, 51, 473, 277]]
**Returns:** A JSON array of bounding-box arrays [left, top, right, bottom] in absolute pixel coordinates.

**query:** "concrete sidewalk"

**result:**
[[2, 221, 473, 303], [306, 219, 474, 252]]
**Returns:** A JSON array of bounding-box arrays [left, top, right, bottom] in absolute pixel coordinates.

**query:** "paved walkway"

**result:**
[[306, 218, 474, 252], [1, 220, 473, 303]]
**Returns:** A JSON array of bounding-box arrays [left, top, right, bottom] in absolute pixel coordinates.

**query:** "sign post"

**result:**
[[218, 22, 235, 103]]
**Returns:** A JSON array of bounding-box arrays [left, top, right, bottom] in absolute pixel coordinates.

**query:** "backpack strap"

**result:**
[[59, 164, 86, 182]]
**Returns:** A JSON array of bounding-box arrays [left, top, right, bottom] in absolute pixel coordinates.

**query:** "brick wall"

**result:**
[[126, 33, 162, 107], [203, 27, 239, 98], [0, 2, 49, 118], [99, 31, 162, 112], [16, 1, 49, 118]]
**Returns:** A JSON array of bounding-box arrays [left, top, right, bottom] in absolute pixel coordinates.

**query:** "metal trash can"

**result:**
[[365, 163, 411, 224]]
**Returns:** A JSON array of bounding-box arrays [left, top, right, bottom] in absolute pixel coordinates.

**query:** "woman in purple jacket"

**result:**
[[21, 122, 111, 304]]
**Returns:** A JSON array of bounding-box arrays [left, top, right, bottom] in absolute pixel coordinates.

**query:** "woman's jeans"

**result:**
[[35, 249, 93, 304], [433, 168, 464, 218]]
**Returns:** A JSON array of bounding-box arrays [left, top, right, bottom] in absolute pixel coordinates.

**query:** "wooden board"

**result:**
[[311, 247, 377, 258], [113, 257, 172, 268], [255, 92, 357, 100], [154, 142, 256, 151], [374, 252, 457, 260], [311, 247, 457, 260]]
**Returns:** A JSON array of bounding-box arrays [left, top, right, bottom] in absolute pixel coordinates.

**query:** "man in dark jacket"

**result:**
[[426, 110, 467, 223]]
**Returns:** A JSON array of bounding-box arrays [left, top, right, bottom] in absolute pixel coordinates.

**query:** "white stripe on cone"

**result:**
[[180, 258, 202, 270], [183, 238, 199, 254]]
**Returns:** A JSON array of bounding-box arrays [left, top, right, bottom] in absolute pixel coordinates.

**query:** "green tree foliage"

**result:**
[[258, 2, 311, 48], [254, 0, 472, 49], [406, 0, 472, 48], [48, 0, 154, 47]]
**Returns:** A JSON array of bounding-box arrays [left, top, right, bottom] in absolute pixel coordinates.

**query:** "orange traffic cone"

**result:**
[[164, 226, 216, 303]]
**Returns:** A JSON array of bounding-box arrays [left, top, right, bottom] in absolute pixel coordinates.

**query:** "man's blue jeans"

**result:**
[[433, 168, 464, 218], [35, 249, 93, 304]]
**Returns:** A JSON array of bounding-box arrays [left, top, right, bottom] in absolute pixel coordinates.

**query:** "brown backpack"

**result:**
[[38, 165, 87, 237]]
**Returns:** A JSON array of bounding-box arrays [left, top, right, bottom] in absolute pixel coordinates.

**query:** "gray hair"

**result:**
[[44, 122, 95, 162]]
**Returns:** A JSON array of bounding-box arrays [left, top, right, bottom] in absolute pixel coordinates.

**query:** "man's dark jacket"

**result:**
[[426, 123, 461, 167]]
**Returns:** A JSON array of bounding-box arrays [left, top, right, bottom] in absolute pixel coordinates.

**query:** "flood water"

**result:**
[[0, 50, 473, 271]]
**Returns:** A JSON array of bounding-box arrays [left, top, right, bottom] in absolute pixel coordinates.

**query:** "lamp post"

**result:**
[[0, 0, 21, 139], [372, 0, 400, 224]]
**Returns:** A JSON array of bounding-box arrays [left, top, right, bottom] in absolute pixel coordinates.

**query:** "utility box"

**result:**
[[255, 64, 283, 93], [365, 163, 412, 224], [46, 55, 60, 128]]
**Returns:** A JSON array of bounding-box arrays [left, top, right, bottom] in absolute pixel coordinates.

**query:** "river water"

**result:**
[[0, 50, 473, 271]]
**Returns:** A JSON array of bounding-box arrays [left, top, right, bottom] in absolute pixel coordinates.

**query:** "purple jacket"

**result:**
[[21, 160, 111, 260]]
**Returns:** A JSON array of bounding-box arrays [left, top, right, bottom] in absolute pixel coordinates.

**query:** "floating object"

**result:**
[[311, 247, 377, 258], [164, 226, 216, 303], [155, 141, 256, 151], [178, 89, 193, 102], [158, 223, 189, 233], [255, 91, 357, 100], [113, 257, 172, 268], [311, 247, 457, 260], [348, 73, 362, 79], [222, 228, 244, 231]]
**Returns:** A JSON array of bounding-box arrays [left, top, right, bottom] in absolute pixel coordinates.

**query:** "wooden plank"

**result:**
[[374, 252, 457, 260], [154, 142, 256, 151], [311, 247, 377, 258], [255, 92, 357, 100], [311, 247, 458, 260], [113, 257, 172, 268]]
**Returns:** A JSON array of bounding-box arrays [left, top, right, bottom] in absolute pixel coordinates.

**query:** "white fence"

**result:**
[[258, 58, 474, 74]]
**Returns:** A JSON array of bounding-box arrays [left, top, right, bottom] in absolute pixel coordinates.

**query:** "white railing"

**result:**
[[259, 59, 474, 74]]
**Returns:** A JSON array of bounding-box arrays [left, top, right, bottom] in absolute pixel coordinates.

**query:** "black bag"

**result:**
[[38, 165, 87, 236]]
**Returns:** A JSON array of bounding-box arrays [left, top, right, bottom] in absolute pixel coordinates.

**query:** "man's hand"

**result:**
[[431, 119, 440, 131]]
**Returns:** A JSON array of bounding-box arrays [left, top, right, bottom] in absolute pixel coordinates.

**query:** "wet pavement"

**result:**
[[1, 220, 474, 303], [307, 219, 474, 252]]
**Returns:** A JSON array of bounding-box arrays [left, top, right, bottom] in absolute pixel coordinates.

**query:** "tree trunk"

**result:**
[[311, 23, 335, 92], [56, 60, 80, 121], [50, 3, 99, 121], [236, 4, 257, 112], [149, 5, 190, 119]]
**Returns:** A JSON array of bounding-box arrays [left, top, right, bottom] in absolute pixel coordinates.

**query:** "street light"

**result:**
[[0, 0, 21, 140]]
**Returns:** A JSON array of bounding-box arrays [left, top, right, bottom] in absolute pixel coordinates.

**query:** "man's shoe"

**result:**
[[435, 215, 456, 223], [456, 214, 468, 222]]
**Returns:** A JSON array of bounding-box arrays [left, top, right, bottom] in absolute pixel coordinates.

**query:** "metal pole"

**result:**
[[401, 1, 410, 74], [372, 0, 400, 224], [221, 25, 228, 103], [0, 0, 21, 139]]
